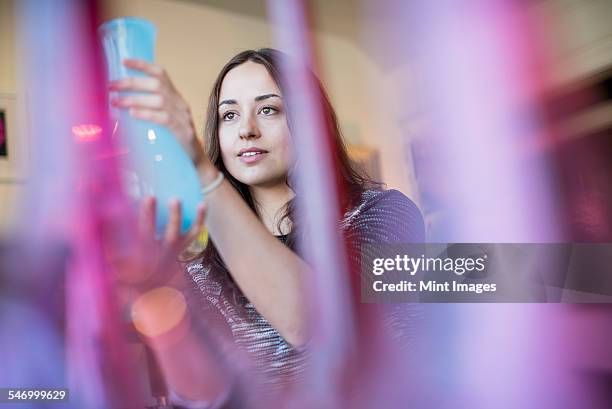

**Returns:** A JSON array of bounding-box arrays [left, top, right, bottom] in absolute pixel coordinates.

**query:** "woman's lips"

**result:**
[[238, 150, 268, 164]]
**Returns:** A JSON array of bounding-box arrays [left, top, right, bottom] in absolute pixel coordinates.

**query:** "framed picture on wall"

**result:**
[[0, 109, 6, 157], [0, 93, 28, 182]]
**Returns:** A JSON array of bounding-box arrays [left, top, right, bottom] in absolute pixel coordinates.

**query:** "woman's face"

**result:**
[[217, 61, 292, 188]]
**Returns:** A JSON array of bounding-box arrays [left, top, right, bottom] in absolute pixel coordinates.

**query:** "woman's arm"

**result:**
[[107, 198, 232, 405], [131, 285, 230, 405], [197, 164, 309, 347]]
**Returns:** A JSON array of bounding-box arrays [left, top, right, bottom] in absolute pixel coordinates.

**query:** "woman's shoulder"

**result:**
[[343, 188, 425, 243], [364, 188, 419, 209], [345, 188, 421, 220]]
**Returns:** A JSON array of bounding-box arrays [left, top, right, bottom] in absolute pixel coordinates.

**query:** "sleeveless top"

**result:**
[[183, 189, 425, 398]]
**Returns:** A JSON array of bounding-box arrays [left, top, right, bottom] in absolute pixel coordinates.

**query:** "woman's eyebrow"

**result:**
[[254, 93, 281, 102], [219, 94, 281, 107], [219, 99, 237, 107]]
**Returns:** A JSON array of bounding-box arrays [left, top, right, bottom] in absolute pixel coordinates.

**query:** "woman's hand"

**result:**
[[104, 198, 231, 403], [108, 59, 208, 167], [111, 197, 207, 293]]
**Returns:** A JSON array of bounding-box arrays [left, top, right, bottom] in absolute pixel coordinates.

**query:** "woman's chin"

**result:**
[[234, 171, 288, 189]]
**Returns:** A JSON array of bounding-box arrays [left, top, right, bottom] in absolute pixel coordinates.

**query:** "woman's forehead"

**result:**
[[219, 61, 281, 102]]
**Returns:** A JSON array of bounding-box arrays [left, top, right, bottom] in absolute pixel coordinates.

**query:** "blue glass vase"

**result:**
[[99, 17, 202, 234]]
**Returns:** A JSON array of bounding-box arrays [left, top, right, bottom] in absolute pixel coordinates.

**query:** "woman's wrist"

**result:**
[[196, 159, 221, 187], [189, 136, 207, 167], [188, 137, 219, 186]]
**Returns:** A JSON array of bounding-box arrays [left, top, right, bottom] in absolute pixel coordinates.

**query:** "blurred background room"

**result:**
[[1, 0, 612, 408]]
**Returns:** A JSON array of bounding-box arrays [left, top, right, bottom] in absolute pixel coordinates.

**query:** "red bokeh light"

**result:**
[[72, 124, 102, 141]]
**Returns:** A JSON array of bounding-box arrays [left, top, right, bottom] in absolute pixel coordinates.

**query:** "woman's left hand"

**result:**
[[105, 197, 207, 296], [108, 59, 207, 166]]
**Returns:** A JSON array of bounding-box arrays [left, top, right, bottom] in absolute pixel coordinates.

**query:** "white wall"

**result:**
[[0, 0, 16, 94], [0, 0, 27, 233]]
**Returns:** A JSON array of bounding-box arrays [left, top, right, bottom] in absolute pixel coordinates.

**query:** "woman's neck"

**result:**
[[250, 183, 294, 236]]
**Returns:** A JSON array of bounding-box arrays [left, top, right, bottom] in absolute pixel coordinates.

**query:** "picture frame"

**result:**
[[0, 108, 7, 157], [0, 93, 29, 182]]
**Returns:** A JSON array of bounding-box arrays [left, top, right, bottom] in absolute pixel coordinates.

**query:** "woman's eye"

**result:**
[[222, 112, 236, 121], [260, 106, 278, 115]]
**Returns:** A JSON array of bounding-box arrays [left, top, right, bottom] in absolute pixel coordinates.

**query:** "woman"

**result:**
[[110, 48, 424, 407]]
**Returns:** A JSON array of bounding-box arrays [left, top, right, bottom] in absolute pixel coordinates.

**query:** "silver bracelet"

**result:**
[[201, 172, 224, 196]]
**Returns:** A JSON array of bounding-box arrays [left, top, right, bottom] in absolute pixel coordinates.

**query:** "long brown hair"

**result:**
[[198, 48, 379, 300]]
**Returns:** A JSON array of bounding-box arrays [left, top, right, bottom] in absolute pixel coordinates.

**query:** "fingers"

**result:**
[[128, 108, 171, 126], [164, 200, 207, 252], [143, 198, 206, 246], [109, 76, 161, 93], [108, 60, 167, 92], [138, 196, 157, 241], [111, 93, 165, 110], [123, 58, 165, 77], [120, 198, 204, 290], [184, 203, 207, 244], [107, 62, 198, 148], [125, 108, 193, 141], [164, 198, 182, 244], [116, 196, 157, 286]]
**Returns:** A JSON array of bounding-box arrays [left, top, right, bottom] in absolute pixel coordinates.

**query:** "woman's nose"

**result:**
[[239, 115, 260, 140]]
